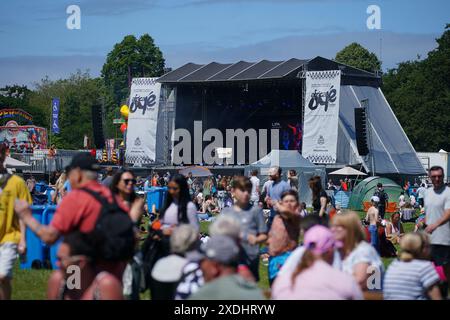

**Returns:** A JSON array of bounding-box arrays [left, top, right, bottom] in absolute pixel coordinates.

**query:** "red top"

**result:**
[[51, 180, 129, 234]]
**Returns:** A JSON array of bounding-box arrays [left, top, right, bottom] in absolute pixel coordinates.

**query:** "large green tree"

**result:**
[[101, 34, 165, 105], [29, 71, 116, 149], [335, 42, 382, 73], [382, 24, 450, 152], [0, 85, 47, 127]]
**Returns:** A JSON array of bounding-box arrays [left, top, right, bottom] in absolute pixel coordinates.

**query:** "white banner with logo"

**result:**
[[302, 70, 341, 164], [125, 77, 161, 164]]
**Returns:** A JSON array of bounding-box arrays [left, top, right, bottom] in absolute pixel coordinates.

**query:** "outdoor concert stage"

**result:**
[[153, 56, 424, 176]]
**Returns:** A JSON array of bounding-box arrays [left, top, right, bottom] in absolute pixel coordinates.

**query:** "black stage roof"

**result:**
[[158, 56, 381, 86]]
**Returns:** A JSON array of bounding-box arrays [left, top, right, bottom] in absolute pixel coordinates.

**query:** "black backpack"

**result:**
[[80, 188, 136, 262]]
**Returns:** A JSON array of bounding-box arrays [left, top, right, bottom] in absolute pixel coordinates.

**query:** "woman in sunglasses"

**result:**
[[110, 170, 144, 223]]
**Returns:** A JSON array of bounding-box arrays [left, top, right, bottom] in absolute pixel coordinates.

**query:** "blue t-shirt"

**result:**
[[268, 180, 291, 201]]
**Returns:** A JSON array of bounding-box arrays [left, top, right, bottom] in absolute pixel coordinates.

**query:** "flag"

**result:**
[[51, 98, 60, 134]]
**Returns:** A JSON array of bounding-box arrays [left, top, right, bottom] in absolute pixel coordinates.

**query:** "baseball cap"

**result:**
[[65, 152, 100, 172], [371, 196, 380, 203], [304, 225, 341, 255], [187, 235, 240, 265]]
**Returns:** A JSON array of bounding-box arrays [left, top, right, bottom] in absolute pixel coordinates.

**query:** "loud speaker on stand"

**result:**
[[354, 108, 369, 156], [91, 103, 105, 149]]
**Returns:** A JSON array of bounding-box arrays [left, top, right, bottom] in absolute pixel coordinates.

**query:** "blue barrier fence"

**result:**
[[22, 187, 168, 270], [20, 205, 60, 270]]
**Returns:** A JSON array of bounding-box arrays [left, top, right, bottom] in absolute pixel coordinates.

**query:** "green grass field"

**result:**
[[11, 211, 414, 300]]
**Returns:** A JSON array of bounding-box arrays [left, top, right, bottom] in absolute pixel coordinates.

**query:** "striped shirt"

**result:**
[[383, 259, 440, 300]]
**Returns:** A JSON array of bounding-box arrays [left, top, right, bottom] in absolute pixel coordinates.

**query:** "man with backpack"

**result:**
[[15, 153, 136, 281], [373, 182, 389, 219]]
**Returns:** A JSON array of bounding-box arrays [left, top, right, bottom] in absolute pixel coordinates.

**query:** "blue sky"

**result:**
[[0, 0, 448, 87]]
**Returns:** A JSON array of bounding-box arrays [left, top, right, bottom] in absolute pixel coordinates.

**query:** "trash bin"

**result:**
[[20, 205, 46, 270], [146, 187, 168, 212], [35, 183, 47, 193], [42, 205, 60, 269]]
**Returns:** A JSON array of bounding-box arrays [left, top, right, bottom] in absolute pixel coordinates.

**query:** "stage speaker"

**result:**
[[354, 108, 369, 156], [91, 103, 105, 149]]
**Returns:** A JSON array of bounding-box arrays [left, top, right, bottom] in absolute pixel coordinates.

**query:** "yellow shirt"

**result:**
[[0, 175, 32, 244]]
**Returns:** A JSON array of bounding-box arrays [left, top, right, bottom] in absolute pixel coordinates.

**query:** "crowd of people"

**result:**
[[0, 146, 449, 300]]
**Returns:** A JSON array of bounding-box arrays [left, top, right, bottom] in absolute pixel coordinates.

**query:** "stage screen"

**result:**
[[174, 81, 303, 165]]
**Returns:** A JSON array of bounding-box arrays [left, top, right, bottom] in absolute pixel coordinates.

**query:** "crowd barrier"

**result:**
[[20, 205, 60, 270]]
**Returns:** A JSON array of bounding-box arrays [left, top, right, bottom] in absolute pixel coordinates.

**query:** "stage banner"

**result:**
[[51, 98, 60, 134], [125, 77, 161, 165], [302, 70, 341, 164]]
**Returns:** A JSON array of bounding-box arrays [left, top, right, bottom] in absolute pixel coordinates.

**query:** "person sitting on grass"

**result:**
[[414, 208, 427, 232], [47, 231, 123, 300], [385, 212, 405, 245]]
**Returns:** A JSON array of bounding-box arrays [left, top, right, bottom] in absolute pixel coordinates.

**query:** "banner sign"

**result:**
[[51, 98, 60, 134], [106, 139, 115, 161], [125, 78, 161, 164], [302, 70, 341, 164]]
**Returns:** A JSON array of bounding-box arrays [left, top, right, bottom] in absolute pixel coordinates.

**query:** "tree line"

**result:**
[[0, 25, 448, 152]]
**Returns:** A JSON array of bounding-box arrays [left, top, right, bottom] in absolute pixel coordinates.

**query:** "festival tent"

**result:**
[[329, 166, 367, 176], [348, 176, 403, 212], [337, 85, 425, 175], [178, 165, 213, 177], [244, 150, 326, 205], [4, 156, 30, 169]]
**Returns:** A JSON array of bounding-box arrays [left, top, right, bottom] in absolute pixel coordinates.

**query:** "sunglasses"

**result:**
[[123, 179, 137, 185], [430, 175, 443, 179], [168, 186, 180, 191]]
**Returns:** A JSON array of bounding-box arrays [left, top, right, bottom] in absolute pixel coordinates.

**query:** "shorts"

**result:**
[[0, 242, 18, 279], [430, 245, 450, 267]]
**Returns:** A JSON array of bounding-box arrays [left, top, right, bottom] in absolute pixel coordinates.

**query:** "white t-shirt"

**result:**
[[424, 186, 450, 245], [250, 176, 260, 202], [342, 241, 384, 278]]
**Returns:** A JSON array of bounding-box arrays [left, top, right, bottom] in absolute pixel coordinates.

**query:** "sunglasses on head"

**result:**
[[123, 178, 136, 185]]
